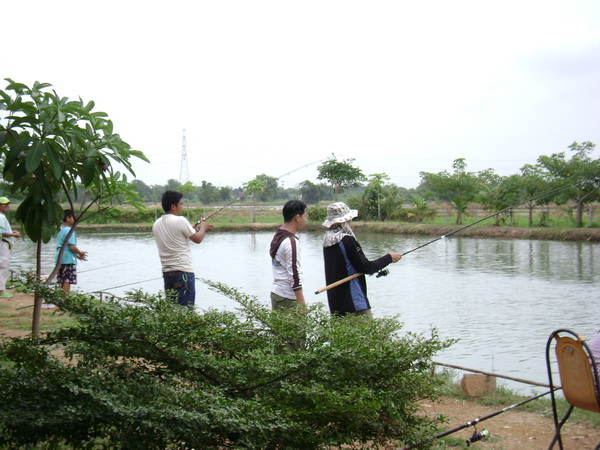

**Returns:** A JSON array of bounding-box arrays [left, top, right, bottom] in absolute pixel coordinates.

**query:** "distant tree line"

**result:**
[[129, 174, 336, 205], [2, 129, 598, 228], [316, 146, 600, 228], [96, 143, 600, 228]]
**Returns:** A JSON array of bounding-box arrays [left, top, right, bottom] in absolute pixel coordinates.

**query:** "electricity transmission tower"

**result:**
[[179, 129, 189, 184]]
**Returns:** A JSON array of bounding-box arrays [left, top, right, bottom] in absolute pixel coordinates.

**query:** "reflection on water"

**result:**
[[10, 230, 600, 392]]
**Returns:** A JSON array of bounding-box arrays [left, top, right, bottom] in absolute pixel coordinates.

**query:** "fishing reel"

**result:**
[[466, 428, 490, 446], [374, 269, 389, 278]]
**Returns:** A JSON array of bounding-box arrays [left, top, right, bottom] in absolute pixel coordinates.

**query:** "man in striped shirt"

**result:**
[[269, 200, 307, 311]]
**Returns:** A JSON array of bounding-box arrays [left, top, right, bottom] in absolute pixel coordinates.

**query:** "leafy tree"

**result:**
[[253, 173, 279, 202], [150, 183, 166, 202], [420, 158, 482, 225], [317, 156, 365, 200], [538, 141, 600, 227], [477, 173, 521, 226], [243, 178, 266, 223], [363, 173, 389, 221], [378, 184, 406, 221], [165, 178, 181, 192], [195, 180, 217, 204], [298, 179, 325, 204], [179, 180, 196, 213], [0, 280, 451, 448], [408, 193, 435, 223], [131, 179, 153, 201], [518, 164, 553, 226], [0, 79, 148, 335], [356, 174, 405, 221], [218, 185, 233, 202]]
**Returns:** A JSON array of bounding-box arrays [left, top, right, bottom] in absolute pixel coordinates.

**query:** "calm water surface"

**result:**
[[10, 231, 600, 393]]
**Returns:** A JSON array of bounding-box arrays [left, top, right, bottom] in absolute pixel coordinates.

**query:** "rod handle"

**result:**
[[314, 272, 363, 294]]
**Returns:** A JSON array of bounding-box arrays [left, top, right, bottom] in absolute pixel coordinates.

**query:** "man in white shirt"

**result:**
[[269, 200, 307, 311], [152, 191, 213, 306]]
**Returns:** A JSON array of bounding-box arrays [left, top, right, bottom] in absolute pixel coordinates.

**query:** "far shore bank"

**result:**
[[67, 221, 600, 242]]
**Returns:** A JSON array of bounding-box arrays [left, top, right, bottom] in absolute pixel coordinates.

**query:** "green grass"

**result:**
[[422, 215, 599, 229]]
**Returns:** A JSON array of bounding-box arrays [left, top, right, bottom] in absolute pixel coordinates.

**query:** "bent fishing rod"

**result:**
[[315, 179, 596, 295], [194, 192, 249, 225], [193, 158, 333, 225]]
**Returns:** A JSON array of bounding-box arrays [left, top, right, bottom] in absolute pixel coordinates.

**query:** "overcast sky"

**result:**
[[2, 1, 600, 189]]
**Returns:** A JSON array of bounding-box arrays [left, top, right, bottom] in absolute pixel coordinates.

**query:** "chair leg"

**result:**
[[548, 405, 573, 450]]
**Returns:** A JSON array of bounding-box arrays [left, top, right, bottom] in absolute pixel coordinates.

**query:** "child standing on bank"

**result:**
[[56, 210, 87, 293]]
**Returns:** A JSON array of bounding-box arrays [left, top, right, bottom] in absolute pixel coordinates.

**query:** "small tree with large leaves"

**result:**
[[0, 79, 149, 335]]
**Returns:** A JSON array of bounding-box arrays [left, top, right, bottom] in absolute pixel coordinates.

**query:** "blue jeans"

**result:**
[[163, 271, 196, 307]]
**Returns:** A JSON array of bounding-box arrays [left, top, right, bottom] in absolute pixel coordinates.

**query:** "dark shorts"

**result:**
[[57, 264, 77, 285], [163, 271, 196, 307]]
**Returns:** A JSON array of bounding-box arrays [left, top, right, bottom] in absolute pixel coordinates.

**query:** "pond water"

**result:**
[[10, 230, 600, 394]]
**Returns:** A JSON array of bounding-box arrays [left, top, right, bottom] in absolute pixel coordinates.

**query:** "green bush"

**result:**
[[307, 205, 327, 222], [0, 280, 452, 449]]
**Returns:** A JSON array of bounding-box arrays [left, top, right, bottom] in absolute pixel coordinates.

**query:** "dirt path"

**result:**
[[422, 397, 599, 448], [1, 292, 599, 448]]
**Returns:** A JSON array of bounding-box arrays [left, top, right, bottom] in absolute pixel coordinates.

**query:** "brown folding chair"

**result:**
[[546, 329, 600, 450]]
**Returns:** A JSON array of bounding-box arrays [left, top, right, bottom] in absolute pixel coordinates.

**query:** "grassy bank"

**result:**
[[71, 220, 600, 242]]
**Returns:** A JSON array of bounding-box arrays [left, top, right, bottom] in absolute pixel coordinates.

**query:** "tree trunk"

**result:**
[[31, 239, 43, 337], [576, 200, 584, 227]]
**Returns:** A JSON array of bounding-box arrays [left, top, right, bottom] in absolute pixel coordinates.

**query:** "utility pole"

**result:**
[[179, 129, 189, 184]]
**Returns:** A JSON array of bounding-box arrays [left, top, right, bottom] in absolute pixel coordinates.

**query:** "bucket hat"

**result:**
[[322, 202, 358, 228], [0, 197, 10, 205]]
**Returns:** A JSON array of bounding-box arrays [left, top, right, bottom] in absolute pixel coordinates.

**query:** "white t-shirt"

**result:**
[[271, 231, 303, 300], [152, 214, 196, 273]]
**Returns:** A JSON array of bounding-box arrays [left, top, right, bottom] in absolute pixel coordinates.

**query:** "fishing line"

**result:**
[[79, 261, 131, 274], [97, 276, 162, 292], [315, 179, 596, 294]]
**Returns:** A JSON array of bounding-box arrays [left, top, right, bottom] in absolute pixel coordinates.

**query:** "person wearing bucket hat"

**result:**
[[322, 202, 401, 318], [0, 197, 21, 298]]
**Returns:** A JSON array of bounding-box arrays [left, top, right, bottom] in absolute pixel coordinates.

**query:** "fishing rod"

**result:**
[[315, 179, 595, 295], [193, 156, 334, 225], [194, 193, 249, 226], [403, 389, 558, 449]]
